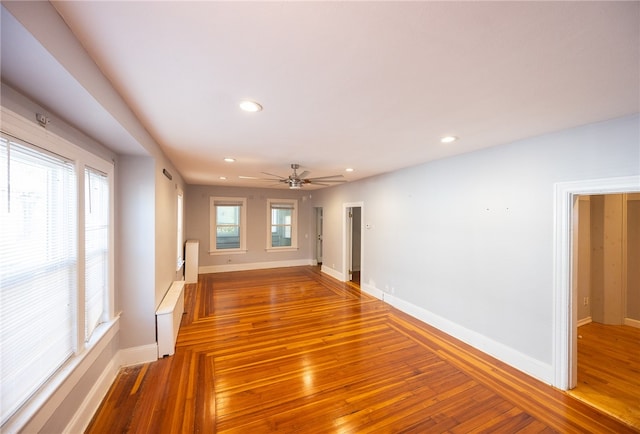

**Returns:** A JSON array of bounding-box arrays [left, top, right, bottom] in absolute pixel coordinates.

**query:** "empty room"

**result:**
[[1, 1, 638, 433]]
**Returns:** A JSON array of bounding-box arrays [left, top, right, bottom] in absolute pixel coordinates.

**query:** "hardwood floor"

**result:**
[[568, 322, 640, 428], [86, 266, 637, 433]]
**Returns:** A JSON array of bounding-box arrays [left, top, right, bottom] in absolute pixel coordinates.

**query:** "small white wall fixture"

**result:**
[[553, 175, 640, 390]]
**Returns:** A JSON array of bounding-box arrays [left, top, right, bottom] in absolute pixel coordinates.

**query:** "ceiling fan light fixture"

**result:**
[[289, 178, 304, 189], [239, 100, 263, 112]]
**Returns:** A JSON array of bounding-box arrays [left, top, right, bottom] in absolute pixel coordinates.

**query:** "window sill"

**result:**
[[209, 249, 247, 256]]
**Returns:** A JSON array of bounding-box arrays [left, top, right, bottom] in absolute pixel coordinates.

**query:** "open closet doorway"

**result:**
[[569, 192, 640, 427], [315, 207, 323, 266], [344, 203, 363, 287]]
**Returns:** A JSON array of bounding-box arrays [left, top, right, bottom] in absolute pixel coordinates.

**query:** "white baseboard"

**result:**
[[64, 357, 119, 434], [199, 258, 314, 274], [63, 343, 158, 434], [577, 317, 592, 327], [360, 282, 384, 300], [118, 343, 158, 367], [320, 264, 344, 282], [625, 317, 640, 329], [367, 288, 554, 385]]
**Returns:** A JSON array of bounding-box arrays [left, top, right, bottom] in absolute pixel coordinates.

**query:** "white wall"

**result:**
[[186, 185, 315, 272], [116, 156, 156, 349], [312, 114, 640, 383]]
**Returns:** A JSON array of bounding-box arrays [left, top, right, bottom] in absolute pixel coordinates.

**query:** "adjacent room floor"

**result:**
[[568, 322, 640, 428]]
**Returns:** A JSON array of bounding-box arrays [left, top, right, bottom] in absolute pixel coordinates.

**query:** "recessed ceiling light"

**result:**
[[219, 176, 227, 180], [345, 168, 354, 172], [224, 157, 236, 162], [239, 100, 263, 112], [440, 136, 458, 144]]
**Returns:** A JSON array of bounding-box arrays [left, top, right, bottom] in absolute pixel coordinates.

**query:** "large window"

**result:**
[[209, 197, 246, 253], [267, 199, 298, 250], [84, 167, 109, 341], [0, 124, 113, 427], [176, 190, 184, 270]]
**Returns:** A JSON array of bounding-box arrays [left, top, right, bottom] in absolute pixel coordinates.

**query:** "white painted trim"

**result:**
[[321, 264, 344, 282], [199, 258, 314, 274], [63, 341, 159, 434], [625, 318, 640, 329], [63, 357, 119, 434], [5, 318, 120, 434], [371, 290, 553, 384], [118, 344, 158, 367], [553, 176, 640, 390], [577, 317, 592, 327], [361, 282, 384, 300], [342, 202, 364, 283]]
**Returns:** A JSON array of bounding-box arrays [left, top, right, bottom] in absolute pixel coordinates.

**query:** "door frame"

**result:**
[[315, 207, 323, 265], [552, 175, 639, 389], [343, 202, 364, 283]]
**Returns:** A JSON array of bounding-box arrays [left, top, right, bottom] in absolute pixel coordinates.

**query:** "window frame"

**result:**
[[209, 196, 247, 254], [266, 198, 298, 252], [0, 107, 115, 430]]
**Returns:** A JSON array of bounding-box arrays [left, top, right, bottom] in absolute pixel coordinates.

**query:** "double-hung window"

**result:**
[[267, 199, 298, 251], [210, 197, 246, 253], [84, 167, 109, 341], [0, 114, 113, 428], [176, 190, 184, 270]]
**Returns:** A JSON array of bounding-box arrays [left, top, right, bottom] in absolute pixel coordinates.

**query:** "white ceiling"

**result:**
[[3, 1, 639, 188]]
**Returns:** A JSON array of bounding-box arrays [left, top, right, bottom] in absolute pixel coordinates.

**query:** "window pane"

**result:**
[[0, 136, 76, 424], [216, 205, 240, 249], [217, 205, 239, 225], [176, 193, 183, 269], [270, 206, 292, 247], [271, 225, 292, 247], [85, 167, 108, 341]]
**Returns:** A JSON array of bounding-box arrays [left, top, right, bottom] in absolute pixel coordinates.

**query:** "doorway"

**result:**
[[569, 193, 640, 426], [344, 202, 363, 286], [315, 207, 323, 265], [553, 176, 640, 428]]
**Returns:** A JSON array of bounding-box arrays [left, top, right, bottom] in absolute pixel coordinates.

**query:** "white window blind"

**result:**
[[84, 166, 108, 341], [0, 134, 77, 424]]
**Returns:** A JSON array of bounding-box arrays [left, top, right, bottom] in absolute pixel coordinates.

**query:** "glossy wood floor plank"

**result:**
[[86, 266, 637, 433], [568, 322, 640, 428]]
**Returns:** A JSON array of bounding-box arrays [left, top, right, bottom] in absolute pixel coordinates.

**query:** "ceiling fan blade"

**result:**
[[306, 175, 345, 181], [261, 171, 286, 179], [297, 170, 310, 179], [259, 178, 286, 183]]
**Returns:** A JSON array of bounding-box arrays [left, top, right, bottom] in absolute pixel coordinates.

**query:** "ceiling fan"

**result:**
[[261, 164, 347, 189]]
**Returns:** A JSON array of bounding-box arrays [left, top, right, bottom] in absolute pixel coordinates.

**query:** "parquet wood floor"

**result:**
[[86, 266, 637, 433]]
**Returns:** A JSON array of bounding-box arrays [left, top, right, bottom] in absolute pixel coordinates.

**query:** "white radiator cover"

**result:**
[[185, 239, 199, 283], [156, 280, 185, 358]]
